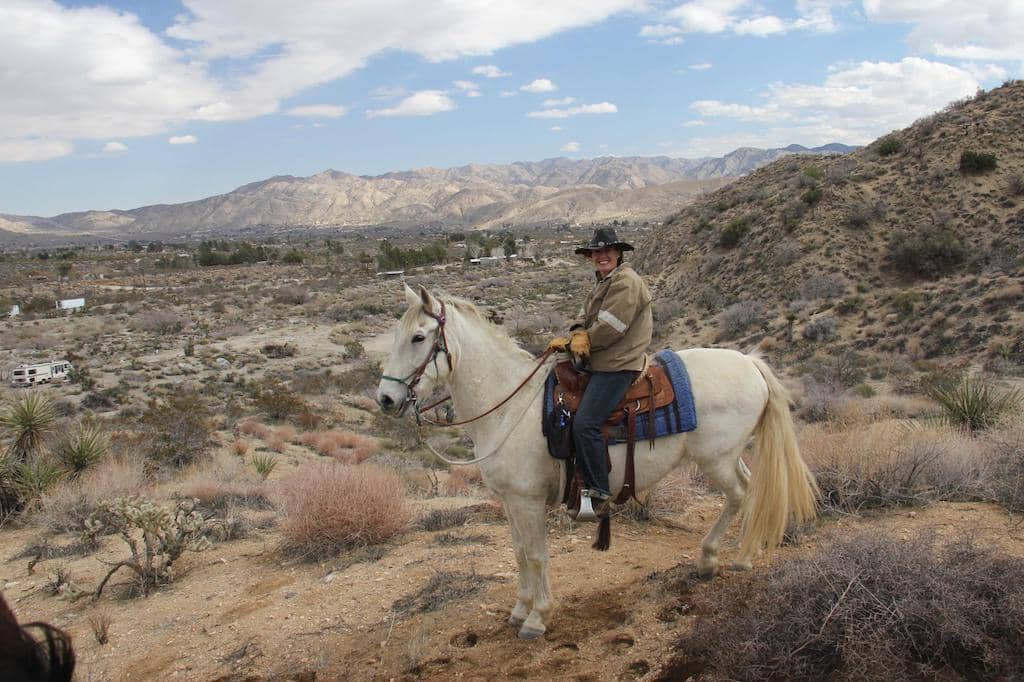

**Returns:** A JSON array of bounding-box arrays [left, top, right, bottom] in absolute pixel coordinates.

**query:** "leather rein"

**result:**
[[380, 300, 554, 427]]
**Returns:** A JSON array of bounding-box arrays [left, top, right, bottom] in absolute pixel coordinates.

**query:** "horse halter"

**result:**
[[380, 300, 454, 412]]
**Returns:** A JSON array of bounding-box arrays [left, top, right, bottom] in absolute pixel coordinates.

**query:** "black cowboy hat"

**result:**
[[574, 227, 635, 255]]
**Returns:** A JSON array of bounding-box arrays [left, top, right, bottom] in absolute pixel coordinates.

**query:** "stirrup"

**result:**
[[571, 495, 599, 522]]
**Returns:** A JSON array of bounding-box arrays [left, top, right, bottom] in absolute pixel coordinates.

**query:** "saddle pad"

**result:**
[[543, 349, 698, 446]]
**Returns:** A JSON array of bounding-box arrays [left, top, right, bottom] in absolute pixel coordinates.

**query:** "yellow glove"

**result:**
[[569, 330, 590, 357], [547, 336, 570, 352]]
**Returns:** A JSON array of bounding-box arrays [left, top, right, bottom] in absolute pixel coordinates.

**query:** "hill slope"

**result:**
[[636, 81, 1024, 367]]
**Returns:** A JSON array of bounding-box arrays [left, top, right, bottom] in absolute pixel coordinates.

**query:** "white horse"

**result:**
[[376, 285, 818, 640]]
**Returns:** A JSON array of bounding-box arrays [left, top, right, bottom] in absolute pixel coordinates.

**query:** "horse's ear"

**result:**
[[418, 285, 441, 316], [403, 284, 419, 309]]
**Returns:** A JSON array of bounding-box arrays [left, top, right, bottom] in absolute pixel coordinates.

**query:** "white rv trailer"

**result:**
[[10, 360, 73, 387]]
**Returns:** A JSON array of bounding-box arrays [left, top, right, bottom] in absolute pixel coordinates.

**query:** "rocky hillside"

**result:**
[[0, 145, 851, 241], [636, 81, 1024, 368]]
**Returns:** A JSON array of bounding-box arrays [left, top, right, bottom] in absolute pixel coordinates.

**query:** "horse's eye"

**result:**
[[412, 334, 426, 344]]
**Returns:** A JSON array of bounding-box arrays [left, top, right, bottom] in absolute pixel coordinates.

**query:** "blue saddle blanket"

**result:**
[[544, 348, 697, 444]]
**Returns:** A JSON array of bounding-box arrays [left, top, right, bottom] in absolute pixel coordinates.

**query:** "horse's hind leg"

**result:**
[[695, 446, 748, 579]]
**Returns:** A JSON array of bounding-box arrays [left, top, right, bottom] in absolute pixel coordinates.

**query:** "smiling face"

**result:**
[[588, 245, 620, 277]]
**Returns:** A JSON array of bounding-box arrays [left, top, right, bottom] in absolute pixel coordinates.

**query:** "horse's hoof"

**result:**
[[731, 560, 753, 572], [518, 624, 545, 640], [696, 565, 718, 581], [508, 615, 525, 628]]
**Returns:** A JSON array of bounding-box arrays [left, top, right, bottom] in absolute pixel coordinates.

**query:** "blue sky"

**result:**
[[1, 1, 1020, 216]]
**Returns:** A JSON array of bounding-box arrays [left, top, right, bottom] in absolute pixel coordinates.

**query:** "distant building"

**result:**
[[11, 360, 73, 387], [8, 305, 19, 317], [56, 297, 85, 312], [376, 270, 405, 279]]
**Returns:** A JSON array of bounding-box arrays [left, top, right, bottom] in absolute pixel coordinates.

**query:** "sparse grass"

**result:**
[[665, 531, 1024, 681], [801, 420, 990, 512], [275, 463, 410, 559], [88, 610, 113, 645]]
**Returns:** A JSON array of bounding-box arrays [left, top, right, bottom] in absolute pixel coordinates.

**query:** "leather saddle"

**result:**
[[553, 357, 676, 509]]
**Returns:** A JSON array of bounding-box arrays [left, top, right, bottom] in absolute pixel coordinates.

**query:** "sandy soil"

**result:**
[[3, 495, 1020, 681]]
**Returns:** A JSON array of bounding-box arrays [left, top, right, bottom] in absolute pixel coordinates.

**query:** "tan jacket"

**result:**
[[572, 263, 653, 372]]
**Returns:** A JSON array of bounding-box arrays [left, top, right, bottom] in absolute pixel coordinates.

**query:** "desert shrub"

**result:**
[[772, 240, 800, 265], [299, 429, 380, 463], [667, 532, 1024, 680], [133, 311, 186, 335], [52, 422, 109, 476], [8, 456, 64, 509], [271, 285, 308, 305], [802, 315, 837, 342], [1007, 172, 1024, 196], [88, 496, 211, 598], [251, 454, 278, 480], [985, 420, 1024, 512], [801, 164, 823, 180], [891, 290, 920, 317], [844, 199, 885, 228], [343, 340, 365, 360], [924, 375, 1021, 434], [797, 273, 846, 301], [695, 288, 726, 312], [959, 150, 997, 174], [260, 342, 296, 359], [888, 226, 966, 278], [138, 390, 212, 467], [801, 421, 988, 512], [252, 378, 307, 421], [717, 300, 764, 338], [280, 249, 304, 264], [876, 134, 902, 156], [38, 455, 148, 533], [334, 362, 380, 394], [275, 463, 410, 559], [1, 392, 58, 462], [718, 215, 751, 249], [443, 465, 483, 496]]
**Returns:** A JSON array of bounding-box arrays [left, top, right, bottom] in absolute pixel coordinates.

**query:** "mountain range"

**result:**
[[1, 143, 855, 243]]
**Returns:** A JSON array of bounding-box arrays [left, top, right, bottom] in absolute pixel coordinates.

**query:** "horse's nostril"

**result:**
[[379, 394, 393, 409]]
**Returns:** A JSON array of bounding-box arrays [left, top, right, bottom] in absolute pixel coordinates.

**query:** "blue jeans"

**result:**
[[572, 370, 638, 498]]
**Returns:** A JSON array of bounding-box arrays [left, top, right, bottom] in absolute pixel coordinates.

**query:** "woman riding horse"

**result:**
[[547, 227, 653, 516]]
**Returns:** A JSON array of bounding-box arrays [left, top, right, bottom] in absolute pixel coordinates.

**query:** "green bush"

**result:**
[[1, 393, 58, 461], [800, 186, 823, 206], [888, 226, 966, 278], [718, 215, 752, 249], [138, 391, 212, 467], [959, 150, 997, 174], [876, 135, 902, 156]]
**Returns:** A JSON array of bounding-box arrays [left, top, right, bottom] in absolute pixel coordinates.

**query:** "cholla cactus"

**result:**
[[91, 496, 211, 598]]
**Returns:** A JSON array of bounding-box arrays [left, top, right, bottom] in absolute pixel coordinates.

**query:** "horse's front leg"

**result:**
[[503, 498, 532, 628], [505, 495, 553, 639]]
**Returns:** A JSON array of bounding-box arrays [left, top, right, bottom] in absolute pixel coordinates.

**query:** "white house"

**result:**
[[56, 297, 85, 312]]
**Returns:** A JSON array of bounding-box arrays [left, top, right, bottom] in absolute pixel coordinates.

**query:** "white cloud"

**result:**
[[686, 58, 981, 151], [472, 64, 509, 78], [0, 138, 73, 163], [550, 125, 563, 131], [521, 78, 558, 93], [528, 102, 618, 118], [541, 97, 575, 107], [366, 90, 456, 118], [661, 0, 841, 38], [371, 86, 411, 100], [960, 62, 1009, 82], [499, 90, 518, 98], [1, 0, 642, 162], [864, 0, 1024, 62], [689, 61, 713, 70], [561, 141, 580, 152], [734, 15, 786, 36], [667, 0, 748, 33], [102, 141, 128, 152], [453, 80, 481, 97], [168, 135, 197, 144], [683, 119, 706, 127], [285, 104, 348, 118], [640, 23, 684, 43]]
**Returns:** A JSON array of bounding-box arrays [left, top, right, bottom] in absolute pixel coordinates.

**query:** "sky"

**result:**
[[1, 1, 1021, 217]]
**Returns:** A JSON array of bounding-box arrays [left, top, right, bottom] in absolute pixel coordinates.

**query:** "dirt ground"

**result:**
[[3, 491, 1020, 681]]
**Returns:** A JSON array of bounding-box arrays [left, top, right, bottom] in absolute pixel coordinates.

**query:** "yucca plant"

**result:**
[[54, 423, 109, 476], [251, 453, 279, 481], [13, 456, 64, 504], [925, 375, 1022, 434], [1, 393, 58, 461]]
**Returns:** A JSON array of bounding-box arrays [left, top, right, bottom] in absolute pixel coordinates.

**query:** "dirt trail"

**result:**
[[3, 497, 1020, 681]]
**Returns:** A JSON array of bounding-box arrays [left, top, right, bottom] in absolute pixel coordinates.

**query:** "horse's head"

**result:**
[[376, 285, 454, 416]]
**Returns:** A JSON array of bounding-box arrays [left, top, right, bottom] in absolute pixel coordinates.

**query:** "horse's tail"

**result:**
[[740, 356, 819, 560]]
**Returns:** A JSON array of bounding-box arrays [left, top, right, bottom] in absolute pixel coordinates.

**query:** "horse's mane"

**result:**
[[403, 293, 535, 362]]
